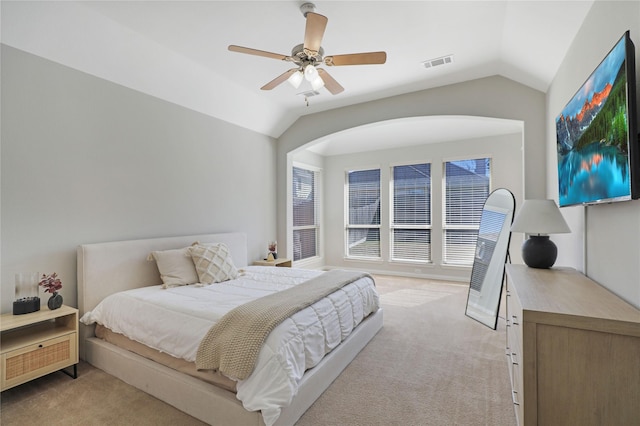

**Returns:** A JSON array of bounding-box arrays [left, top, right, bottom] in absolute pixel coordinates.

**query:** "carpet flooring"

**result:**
[[0, 275, 516, 426]]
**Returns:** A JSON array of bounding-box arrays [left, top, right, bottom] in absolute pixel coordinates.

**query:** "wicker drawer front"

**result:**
[[2, 333, 76, 390]]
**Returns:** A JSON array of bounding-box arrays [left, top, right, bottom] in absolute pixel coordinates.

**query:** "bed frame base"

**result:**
[[84, 308, 383, 426]]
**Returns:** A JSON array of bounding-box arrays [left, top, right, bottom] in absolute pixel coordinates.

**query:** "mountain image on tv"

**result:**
[[556, 36, 631, 206]]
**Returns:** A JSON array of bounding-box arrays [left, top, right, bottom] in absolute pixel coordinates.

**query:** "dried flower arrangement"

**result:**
[[39, 272, 62, 294]]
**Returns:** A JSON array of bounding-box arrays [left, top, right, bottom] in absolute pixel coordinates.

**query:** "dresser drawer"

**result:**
[[1, 333, 77, 390], [505, 281, 524, 425], [510, 357, 524, 426], [506, 287, 522, 349]]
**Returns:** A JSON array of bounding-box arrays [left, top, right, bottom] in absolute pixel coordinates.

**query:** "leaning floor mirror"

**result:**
[[465, 188, 515, 329]]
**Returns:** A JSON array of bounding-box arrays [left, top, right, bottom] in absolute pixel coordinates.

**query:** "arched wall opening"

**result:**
[[276, 75, 547, 279], [285, 115, 525, 281]]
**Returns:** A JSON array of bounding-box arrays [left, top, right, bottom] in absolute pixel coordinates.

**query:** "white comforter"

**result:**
[[80, 266, 379, 426]]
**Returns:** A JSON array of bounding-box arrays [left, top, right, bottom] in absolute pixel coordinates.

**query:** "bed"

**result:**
[[77, 232, 383, 426]]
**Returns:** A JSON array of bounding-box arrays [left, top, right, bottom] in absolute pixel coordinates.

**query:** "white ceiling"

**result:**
[[2, 1, 593, 147]]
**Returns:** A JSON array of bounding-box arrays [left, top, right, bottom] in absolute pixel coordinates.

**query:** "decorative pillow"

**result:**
[[147, 247, 199, 288], [188, 243, 239, 284]]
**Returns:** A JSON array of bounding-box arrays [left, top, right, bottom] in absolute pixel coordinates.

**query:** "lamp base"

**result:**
[[522, 235, 557, 269]]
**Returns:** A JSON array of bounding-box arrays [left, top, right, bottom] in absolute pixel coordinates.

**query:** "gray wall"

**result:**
[[1, 46, 277, 313], [277, 76, 546, 267], [546, 1, 640, 307]]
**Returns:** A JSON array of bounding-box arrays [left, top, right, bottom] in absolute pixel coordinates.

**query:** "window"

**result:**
[[443, 158, 491, 265], [346, 169, 381, 258], [292, 166, 319, 261], [391, 163, 431, 262]]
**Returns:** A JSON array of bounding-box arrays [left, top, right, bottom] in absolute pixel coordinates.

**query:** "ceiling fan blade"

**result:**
[[261, 68, 299, 90], [324, 51, 387, 66], [228, 45, 289, 61], [303, 12, 328, 56], [317, 69, 344, 95]]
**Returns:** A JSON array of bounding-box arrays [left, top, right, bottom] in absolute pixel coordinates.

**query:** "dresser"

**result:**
[[505, 265, 640, 425]]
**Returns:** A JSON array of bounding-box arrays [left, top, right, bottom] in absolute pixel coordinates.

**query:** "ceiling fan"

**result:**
[[228, 2, 387, 95]]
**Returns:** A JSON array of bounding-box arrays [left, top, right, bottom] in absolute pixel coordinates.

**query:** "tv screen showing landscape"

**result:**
[[556, 32, 635, 207]]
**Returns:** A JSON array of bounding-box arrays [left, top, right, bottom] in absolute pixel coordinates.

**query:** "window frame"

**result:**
[[389, 161, 432, 264], [292, 163, 321, 263], [344, 167, 382, 261], [442, 156, 492, 267]]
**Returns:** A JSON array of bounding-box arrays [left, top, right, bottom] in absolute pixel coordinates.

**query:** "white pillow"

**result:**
[[188, 243, 239, 284], [148, 247, 199, 288]]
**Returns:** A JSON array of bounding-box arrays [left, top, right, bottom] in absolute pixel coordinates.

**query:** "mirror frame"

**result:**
[[464, 188, 515, 329]]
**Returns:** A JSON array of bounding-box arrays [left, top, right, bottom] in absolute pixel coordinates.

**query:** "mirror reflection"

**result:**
[[465, 188, 515, 329]]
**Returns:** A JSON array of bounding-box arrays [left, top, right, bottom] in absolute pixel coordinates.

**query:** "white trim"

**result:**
[[323, 264, 469, 283], [292, 161, 322, 173]]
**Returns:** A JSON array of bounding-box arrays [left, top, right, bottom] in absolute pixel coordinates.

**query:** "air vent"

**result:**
[[422, 54, 454, 69], [298, 90, 321, 98]]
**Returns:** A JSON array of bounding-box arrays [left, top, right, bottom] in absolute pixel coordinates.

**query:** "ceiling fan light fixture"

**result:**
[[304, 64, 319, 81], [311, 75, 325, 90], [287, 70, 304, 88]]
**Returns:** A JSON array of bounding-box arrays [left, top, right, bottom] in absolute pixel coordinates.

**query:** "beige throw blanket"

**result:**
[[195, 269, 372, 380]]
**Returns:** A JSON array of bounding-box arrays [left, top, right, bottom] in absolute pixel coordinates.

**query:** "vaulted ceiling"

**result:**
[[2, 1, 593, 139]]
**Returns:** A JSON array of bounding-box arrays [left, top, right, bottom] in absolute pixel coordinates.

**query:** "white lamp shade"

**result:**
[[511, 199, 571, 235], [304, 64, 318, 81], [311, 75, 325, 90], [287, 70, 303, 89]]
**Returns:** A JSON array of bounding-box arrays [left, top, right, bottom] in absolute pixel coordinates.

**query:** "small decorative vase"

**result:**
[[47, 292, 63, 310]]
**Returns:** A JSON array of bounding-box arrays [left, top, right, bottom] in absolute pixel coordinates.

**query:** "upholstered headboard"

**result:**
[[77, 232, 247, 357]]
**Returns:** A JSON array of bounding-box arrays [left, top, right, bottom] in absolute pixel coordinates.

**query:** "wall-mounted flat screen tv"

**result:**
[[556, 31, 638, 207]]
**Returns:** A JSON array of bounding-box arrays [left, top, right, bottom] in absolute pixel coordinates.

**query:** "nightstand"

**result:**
[[1, 305, 78, 391], [252, 258, 293, 267]]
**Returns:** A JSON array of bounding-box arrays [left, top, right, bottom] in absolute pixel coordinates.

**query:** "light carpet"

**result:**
[[0, 275, 515, 426]]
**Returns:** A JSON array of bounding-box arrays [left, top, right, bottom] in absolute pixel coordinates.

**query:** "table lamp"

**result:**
[[510, 199, 570, 268]]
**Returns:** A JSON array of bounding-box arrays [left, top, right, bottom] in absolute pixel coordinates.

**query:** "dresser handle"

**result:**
[[511, 314, 519, 325], [38, 344, 43, 348], [512, 389, 520, 406]]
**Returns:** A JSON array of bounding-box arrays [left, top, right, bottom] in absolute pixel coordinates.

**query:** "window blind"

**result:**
[[443, 158, 491, 265], [391, 163, 431, 262], [292, 166, 318, 261], [346, 169, 381, 258]]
